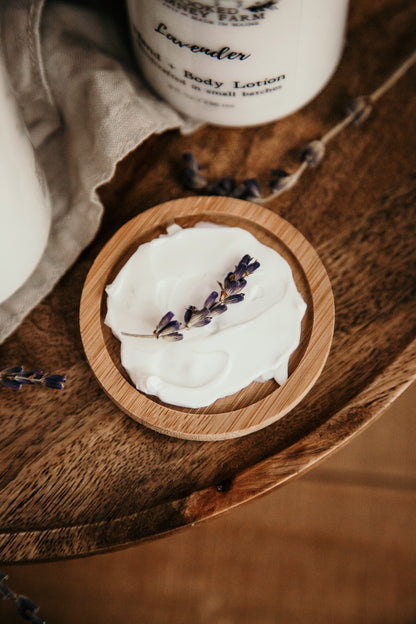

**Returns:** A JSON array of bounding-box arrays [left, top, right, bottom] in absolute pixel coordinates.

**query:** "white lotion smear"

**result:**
[[105, 223, 306, 408]]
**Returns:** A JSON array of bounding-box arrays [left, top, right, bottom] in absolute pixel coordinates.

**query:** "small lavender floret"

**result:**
[[209, 302, 227, 316], [300, 139, 325, 168], [182, 151, 207, 190], [43, 374, 66, 390], [162, 332, 184, 342], [269, 168, 291, 192], [0, 585, 10, 599], [152, 312, 184, 340], [224, 274, 247, 295], [232, 255, 259, 280], [0, 574, 10, 598], [243, 178, 262, 198], [203, 291, 228, 316], [183, 306, 193, 326], [184, 306, 212, 328], [223, 293, 245, 304], [157, 320, 182, 337], [234, 254, 253, 278], [192, 316, 212, 328], [346, 96, 373, 125], [1, 378, 23, 390], [154, 311, 175, 333], [205, 176, 236, 197], [233, 178, 262, 201], [203, 291, 219, 310], [16, 595, 39, 617], [246, 260, 260, 274], [3, 366, 23, 375]]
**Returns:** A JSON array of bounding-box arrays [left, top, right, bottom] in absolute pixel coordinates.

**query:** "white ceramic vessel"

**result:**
[[0, 53, 51, 304], [127, 0, 350, 126]]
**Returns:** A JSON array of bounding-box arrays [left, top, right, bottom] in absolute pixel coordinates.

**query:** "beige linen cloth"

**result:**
[[0, 0, 194, 344]]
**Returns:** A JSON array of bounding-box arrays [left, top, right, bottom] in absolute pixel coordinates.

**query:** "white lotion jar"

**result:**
[[0, 54, 51, 304], [126, 0, 350, 126]]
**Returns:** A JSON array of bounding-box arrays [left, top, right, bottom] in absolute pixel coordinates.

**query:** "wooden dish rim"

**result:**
[[79, 196, 335, 440]]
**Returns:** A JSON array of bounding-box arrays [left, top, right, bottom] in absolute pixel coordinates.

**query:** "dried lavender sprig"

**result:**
[[258, 49, 416, 202], [181, 49, 416, 203], [122, 255, 260, 341], [0, 366, 66, 390], [0, 572, 45, 624]]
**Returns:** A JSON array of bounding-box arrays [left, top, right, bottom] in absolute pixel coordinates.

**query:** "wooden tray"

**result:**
[[80, 196, 334, 440]]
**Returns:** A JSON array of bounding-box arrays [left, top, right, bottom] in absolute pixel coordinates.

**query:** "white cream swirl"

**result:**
[[105, 222, 306, 408]]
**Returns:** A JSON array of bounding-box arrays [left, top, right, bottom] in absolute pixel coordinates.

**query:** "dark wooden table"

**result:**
[[1, 0, 415, 563]]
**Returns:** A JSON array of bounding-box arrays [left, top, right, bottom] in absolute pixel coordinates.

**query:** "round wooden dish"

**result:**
[[80, 196, 334, 441]]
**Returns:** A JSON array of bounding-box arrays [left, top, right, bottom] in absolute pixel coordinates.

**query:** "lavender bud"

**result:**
[[182, 152, 207, 190], [300, 139, 325, 168], [246, 260, 260, 274], [183, 306, 195, 326], [209, 302, 227, 316], [154, 311, 175, 334], [0, 586, 11, 599], [3, 366, 23, 375], [203, 291, 219, 309], [205, 176, 236, 197], [0, 575, 11, 599], [232, 257, 249, 280], [43, 374, 66, 390], [269, 169, 293, 193], [237, 254, 251, 269], [1, 378, 22, 390], [189, 316, 212, 329], [157, 320, 182, 337], [223, 293, 245, 304], [346, 96, 373, 125], [161, 332, 183, 342], [184, 307, 211, 328], [242, 178, 262, 199], [16, 595, 39, 617], [224, 276, 246, 295], [233, 178, 262, 201]]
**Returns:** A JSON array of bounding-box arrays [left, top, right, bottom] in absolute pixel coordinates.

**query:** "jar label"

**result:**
[[127, 0, 348, 125]]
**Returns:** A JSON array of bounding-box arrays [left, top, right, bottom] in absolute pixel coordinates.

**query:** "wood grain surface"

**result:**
[[1, 0, 415, 562], [80, 197, 334, 440]]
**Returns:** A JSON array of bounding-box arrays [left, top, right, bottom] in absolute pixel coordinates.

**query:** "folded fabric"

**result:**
[[0, 0, 194, 344]]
